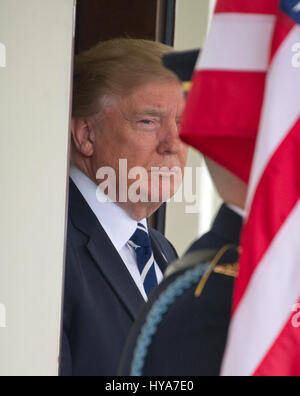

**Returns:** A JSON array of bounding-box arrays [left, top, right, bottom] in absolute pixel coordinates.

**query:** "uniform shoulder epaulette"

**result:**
[[165, 245, 239, 298], [166, 245, 239, 279], [214, 263, 238, 278], [165, 249, 219, 278]]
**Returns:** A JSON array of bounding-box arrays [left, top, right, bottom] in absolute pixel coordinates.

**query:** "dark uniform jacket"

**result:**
[[118, 204, 243, 376], [60, 180, 178, 376]]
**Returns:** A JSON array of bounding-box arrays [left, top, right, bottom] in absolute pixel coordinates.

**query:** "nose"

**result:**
[[157, 119, 182, 155]]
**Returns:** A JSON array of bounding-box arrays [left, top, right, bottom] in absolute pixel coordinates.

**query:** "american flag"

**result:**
[[180, 0, 300, 376]]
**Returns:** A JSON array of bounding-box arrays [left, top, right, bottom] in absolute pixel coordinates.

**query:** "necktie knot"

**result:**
[[129, 223, 151, 250]]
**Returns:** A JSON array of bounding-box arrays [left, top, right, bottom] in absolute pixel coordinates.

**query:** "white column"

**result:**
[[0, 0, 75, 376]]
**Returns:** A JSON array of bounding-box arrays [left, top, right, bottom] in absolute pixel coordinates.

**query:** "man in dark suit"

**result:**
[[60, 39, 188, 376], [118, 50, 248, 376]]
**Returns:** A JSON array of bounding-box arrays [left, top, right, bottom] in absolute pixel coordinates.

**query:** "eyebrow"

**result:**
[[134, 109, 168, 118]]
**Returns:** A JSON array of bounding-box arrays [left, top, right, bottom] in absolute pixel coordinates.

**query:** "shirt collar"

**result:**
[[70, 165, 147, 253], [226, 203, 246, 219]]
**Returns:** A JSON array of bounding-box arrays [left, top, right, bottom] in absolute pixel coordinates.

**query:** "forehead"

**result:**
[[120, 80, 185, 116]]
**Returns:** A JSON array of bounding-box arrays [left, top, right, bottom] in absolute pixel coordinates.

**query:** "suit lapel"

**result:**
[[86, 236, 145, 320], [68, 180, 145, 320], [149, 231, 171, 274]]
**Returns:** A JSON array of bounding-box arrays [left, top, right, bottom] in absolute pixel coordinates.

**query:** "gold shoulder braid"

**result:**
[[194, 245, 240, 298], [183, 81, 192, 93]]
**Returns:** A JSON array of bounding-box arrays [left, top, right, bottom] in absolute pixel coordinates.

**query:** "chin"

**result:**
[[148, 182, 177, 203]]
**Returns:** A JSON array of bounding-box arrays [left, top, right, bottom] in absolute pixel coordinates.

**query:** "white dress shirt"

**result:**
[[227, 203, 247, 219], [70, 166, 163, 301]]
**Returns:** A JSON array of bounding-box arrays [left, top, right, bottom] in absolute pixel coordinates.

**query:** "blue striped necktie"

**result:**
[[128, 223, 158, 297]]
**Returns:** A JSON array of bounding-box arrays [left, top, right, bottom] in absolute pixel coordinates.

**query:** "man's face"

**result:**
[[89, 80, 188, 204]]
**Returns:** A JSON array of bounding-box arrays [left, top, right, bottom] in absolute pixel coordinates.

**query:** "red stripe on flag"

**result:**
[[270, 10, 295, 62], [180, 70, 266, 183], [253, 305, 300, 376], [215, 0, 279, 15], [233, 118, 300, 313]]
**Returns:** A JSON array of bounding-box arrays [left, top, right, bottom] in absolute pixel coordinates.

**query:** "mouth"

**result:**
[[150, 167, 180, 177]]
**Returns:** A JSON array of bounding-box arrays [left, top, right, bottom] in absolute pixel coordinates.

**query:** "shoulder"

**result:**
[[119, 245, 238, 376], [186, 231, 224, 253]]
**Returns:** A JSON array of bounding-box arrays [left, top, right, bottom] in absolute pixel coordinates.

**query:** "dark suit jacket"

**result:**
[[60, 180, 178, 376], [186, 204, 242, 254], [118, 204, 243, 376]]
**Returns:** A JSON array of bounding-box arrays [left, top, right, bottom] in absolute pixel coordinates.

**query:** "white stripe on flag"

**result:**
[[197, 13, 275, 71], [222, 200, 300, 376], [141, 254, 154, 283], [247, 26, 300, 212]]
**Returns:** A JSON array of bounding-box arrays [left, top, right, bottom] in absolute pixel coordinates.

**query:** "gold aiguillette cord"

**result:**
[[194, 245, 238, 298]]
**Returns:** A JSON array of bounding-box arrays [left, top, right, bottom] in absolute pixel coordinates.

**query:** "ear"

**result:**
[[71, 118, 94, 157]]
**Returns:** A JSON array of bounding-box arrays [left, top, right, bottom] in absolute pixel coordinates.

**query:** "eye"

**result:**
[[137, 119, 158, 131], [139, 119, 154, 125]]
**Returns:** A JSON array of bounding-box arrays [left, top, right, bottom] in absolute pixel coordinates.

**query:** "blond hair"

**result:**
[[72, 38, 178, 118]]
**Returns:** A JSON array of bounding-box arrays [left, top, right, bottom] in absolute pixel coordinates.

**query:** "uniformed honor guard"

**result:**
[[118, 50, 248, 376]]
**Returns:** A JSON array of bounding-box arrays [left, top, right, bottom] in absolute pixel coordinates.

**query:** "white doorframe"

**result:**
[[0, 0, 75, 376]]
